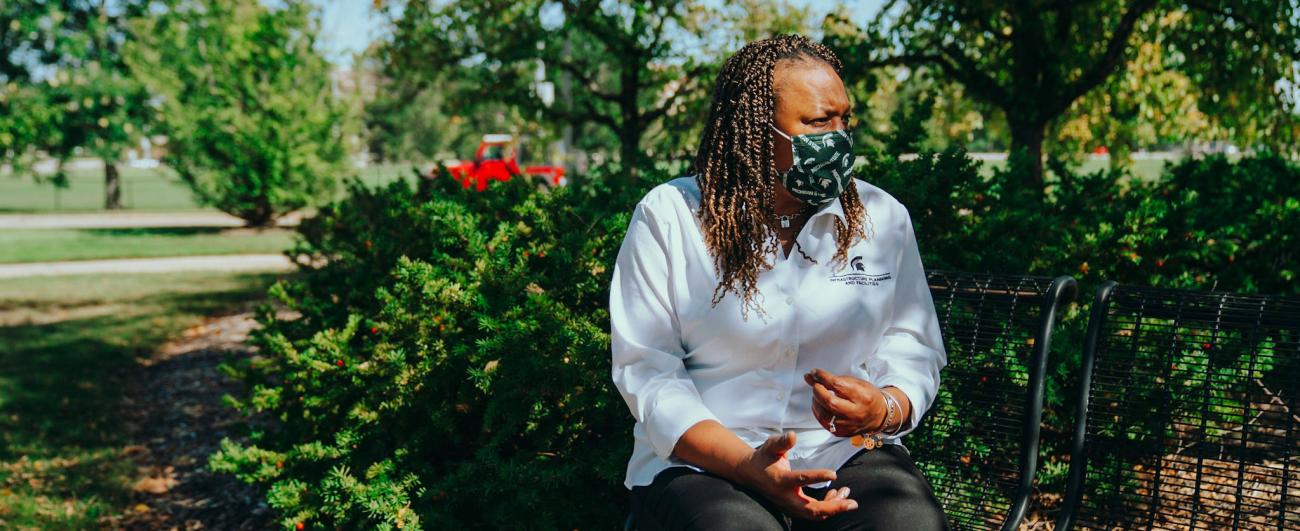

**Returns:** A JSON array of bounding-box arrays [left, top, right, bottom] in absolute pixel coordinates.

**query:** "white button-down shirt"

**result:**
[[609, 175, 947, 489]]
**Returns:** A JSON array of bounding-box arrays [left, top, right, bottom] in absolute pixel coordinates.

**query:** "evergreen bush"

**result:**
[[212, 167, 652, 530]]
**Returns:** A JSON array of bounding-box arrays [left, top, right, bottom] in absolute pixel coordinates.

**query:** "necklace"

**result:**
[[775, 205, 812, 229]]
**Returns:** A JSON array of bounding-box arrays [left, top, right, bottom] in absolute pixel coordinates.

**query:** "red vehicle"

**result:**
[[438, 134, 566, 191]]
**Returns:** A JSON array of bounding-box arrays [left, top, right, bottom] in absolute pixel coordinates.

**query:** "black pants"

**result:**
[[629, 445, 950, 531]]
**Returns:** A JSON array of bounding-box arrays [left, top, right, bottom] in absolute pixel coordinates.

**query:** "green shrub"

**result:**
[[212, 167, 653, 530], [870, 148, 1300, 296], [212, 152, 1299, 528], [1140, 154, 1300, 293]]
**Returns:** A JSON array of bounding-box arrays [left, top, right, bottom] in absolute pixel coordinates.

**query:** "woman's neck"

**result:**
[[772, 180, 808, 216]]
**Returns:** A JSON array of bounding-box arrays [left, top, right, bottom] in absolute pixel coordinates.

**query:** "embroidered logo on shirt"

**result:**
[[830, 255, 891, 286]]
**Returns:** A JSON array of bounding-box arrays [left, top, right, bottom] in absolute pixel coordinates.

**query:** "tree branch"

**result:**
[[565, 96, 619, 130], [938, 43, 1012, 108], [553, 60, 621, 103], [646, 6, 669, 55], [563, 0, 631, 57], [1054, 0, 1158, 115], [861, 53, 947, 68], [861, 45, 1009, 108], [1041, 0, 1077, 12], [1184, 0, 1267, 35], [640, 63, 708, 125]]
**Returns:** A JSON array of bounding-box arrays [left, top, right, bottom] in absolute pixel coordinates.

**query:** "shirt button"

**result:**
[[785, 347, 795, 357], [777, 392, 787, 400], [785, 296, 794, 305]]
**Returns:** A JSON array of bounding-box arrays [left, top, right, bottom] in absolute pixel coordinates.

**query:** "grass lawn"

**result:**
[[0, 227, 295, 264], [0, 271, 282, 529], [975, 156, 1174, 182], [0, 167, 199, 213], [0, 162, 421, 214]]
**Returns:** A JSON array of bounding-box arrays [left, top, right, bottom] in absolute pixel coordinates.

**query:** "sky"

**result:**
[[311, 0, 887, 66], [314, 1, 387, 65]]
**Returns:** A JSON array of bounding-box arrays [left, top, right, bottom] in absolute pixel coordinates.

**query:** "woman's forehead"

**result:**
[[774, 60, 849, 111]]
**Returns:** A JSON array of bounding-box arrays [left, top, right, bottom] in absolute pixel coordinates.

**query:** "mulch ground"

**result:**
[[103, 309, 276, 530]]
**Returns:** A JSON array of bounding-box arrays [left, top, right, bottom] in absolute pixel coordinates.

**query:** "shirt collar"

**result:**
[[810, 195, 847, 223]]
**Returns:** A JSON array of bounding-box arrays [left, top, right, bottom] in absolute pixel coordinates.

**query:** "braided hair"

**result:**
[[692, 34, 870, 320]]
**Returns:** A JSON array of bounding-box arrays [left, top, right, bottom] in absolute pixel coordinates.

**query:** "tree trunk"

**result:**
[[242, 203, 276, 228], [619, 124, 640, 182], [620, 59, 642, 183], [104, 160, 122, 210], [1007, 119, 1047, 192]]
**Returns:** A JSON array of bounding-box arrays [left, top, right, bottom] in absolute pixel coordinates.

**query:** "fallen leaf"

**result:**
[[133, 467, 178, 494]]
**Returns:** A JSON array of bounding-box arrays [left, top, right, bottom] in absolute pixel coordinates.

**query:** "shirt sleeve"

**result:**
[[864, 204, 947, 439], [609, 199, 719, 459]]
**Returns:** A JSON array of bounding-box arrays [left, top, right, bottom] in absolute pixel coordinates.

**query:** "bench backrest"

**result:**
[[913, 270, 1077, 531], [1058, 282, 1300, 530]]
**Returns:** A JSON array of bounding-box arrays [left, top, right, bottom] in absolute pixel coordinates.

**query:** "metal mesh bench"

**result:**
[[1057, 281, 1300, 530], [908, 270, 1078, 530]]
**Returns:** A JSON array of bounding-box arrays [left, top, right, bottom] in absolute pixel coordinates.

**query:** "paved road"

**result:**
[[0, 254, 294, 278], [0, 211, 304, 229]]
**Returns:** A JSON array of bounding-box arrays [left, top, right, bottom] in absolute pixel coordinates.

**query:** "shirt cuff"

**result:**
[[644, 393, 719, 460]]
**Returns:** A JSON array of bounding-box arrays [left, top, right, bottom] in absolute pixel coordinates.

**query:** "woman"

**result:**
[[609, 34, 949, 530]]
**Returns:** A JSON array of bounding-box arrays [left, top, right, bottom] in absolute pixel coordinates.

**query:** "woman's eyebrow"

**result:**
[[817, 101, 851, 113], [807, 108, 848, 119]]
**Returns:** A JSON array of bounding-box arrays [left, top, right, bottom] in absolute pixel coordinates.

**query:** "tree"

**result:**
[[1051, 14, 1216, 170], [0, 3, 53, 176], [1, 1, 152, 209], [357, 41, 529, 164], [831, 1, 1300, 188], [380, 0, 721, 182], [126, 0, 350, 227]]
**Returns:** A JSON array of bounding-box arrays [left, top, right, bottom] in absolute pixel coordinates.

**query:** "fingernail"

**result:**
[[840, 487, 851, 498], [847, 500, 858, 510]]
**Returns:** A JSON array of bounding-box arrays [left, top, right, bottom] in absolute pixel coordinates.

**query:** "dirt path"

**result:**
[[103, 309, 276, 530], [0, 254, 293, 278], [0, 211, 303, 230]]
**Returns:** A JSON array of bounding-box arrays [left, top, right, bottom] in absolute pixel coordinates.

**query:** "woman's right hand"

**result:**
[[737, 431, 859, 521]]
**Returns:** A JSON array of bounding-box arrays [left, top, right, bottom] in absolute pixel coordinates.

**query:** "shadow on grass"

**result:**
[[0, 272, 281, 528], [77, 227, 289, 237], [80, 227, 232, 237]]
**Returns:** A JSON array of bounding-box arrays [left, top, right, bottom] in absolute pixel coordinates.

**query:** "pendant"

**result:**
[[851, 433, 881, 450], [780, 217, 791, 228]]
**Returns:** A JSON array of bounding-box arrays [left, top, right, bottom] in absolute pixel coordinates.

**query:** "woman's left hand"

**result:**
[[803, 369, 887, 437]]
